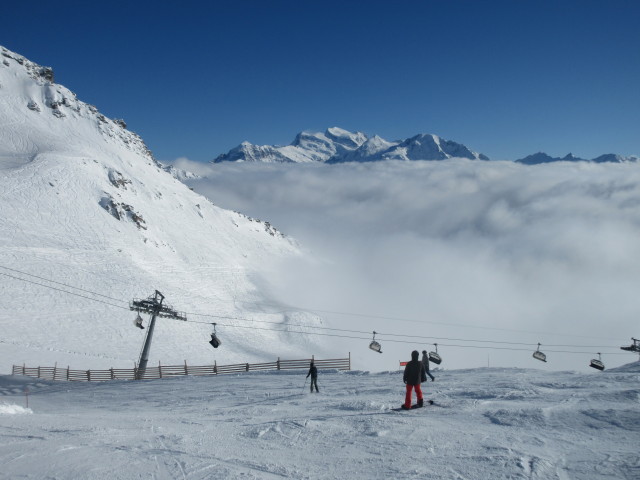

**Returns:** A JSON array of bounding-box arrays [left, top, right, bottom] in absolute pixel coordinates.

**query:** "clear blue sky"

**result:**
[[3, 0, 639, 161]]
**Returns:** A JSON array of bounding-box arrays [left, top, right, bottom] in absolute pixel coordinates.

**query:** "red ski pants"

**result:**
[[404, 383, 423, 408]]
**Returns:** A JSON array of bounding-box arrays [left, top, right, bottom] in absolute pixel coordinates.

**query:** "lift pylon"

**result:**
[[130, 290, 186, 379]]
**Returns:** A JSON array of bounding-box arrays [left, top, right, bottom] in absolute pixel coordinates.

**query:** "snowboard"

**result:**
[[391, 400, 434, 411]]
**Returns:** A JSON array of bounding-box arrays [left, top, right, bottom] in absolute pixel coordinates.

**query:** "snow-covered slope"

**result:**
[[1, 364, 639, 479], [212, 128, 488, 164], [333, 134, 399, 163], [0, 45, 328, 371]]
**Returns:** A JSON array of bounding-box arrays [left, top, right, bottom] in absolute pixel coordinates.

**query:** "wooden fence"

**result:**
[[11, 354, 351, 382]]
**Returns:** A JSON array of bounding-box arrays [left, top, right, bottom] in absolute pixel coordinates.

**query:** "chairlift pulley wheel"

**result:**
[[620, 337, 640, 353]]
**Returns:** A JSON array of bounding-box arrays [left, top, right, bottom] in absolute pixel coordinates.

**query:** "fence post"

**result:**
[[37, 366, 40, 378], [246, 363, 249, 372], [184, 360, 188, 376], [110, 368, 114, 380], [158, 361, 162, 378], [349, 352, 351, 370], [67, 366, 70, 381], [214, 360, 217, 374], [87, 370, 91, 382], [277, 357, 280, 370], [53, 362, 57, 380]]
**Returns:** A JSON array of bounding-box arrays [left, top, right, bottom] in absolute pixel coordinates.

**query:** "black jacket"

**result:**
[[403, 359, 426, 385], [421, 353, 430, 371], [306, 365, 318, 379]]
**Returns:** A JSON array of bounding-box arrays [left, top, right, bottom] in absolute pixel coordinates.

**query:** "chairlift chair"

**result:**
[[589, 353, 605, 371], [209, 323, 222, 348], [533, 343, 547, 362], [428, 343, 442, 365], [134, 313, 144, 329], [369, 331, 382, 353], [620, 337, 640, 353]]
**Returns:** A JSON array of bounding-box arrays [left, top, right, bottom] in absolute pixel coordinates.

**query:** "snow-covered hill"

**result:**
[[1, 364, 639, 479], [0, 45, 329, 372], [212, 128, 489, 164]]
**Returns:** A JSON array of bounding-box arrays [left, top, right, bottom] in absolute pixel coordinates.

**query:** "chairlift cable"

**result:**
[[161, 316, 631, 355], [0, 264, 126, 303], [0, 262, 627, 344], [373, 331, 620, 349], [258, 304, 622, 342], [0, 264, 633, 355], [187, 311, 375, 335], [178, 312, 623, 351], [185, 311, 623, 349], [0, 271, 129, 310]]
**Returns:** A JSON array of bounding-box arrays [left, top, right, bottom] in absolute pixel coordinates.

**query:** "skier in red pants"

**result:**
[[402, 350, 427, 409]]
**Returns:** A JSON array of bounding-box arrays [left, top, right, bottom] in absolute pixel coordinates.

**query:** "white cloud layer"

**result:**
[[179, 159, 640, 372]]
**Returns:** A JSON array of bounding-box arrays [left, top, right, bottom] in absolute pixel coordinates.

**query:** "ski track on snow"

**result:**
[[0, 367, 638, 479]]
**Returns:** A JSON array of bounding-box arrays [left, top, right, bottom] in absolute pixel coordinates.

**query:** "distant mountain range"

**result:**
[[212, 127, 489, 164], [515, 152, 640, 164], [212, 127, 638, 165]]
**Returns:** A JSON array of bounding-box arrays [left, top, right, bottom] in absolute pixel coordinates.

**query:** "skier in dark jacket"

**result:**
[[402, 350, 426, 409], [306, 362, 319, 393], [421, 350, 435, 381]]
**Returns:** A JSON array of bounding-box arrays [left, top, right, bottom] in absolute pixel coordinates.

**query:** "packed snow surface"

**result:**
[[1, 364, 639, 479]]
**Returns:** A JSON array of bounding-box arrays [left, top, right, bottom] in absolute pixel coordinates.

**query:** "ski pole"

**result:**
[[303, 377, 308, 392]]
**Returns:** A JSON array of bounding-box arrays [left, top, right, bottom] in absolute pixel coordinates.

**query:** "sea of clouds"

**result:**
[[169, 157, 640, 372]]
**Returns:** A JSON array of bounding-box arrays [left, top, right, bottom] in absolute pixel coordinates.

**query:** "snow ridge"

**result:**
[[0, 44, 326, 370], [0, 46, 154, 165]]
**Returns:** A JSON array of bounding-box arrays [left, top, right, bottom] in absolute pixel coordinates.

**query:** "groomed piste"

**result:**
[[1, 363, 639, 479]]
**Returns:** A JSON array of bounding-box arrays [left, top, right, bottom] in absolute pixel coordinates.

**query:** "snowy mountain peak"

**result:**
[[370, 133, 488, 162], [213, 129, 488, 164], [562, 153, 587, 162], [0, 45, 155, 165], [1, 47, 54, 83], [324, 127, 368, 149], [0, 44, 324, 370], [212, 127, 368, 164], [516, 151, 639, 164]]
